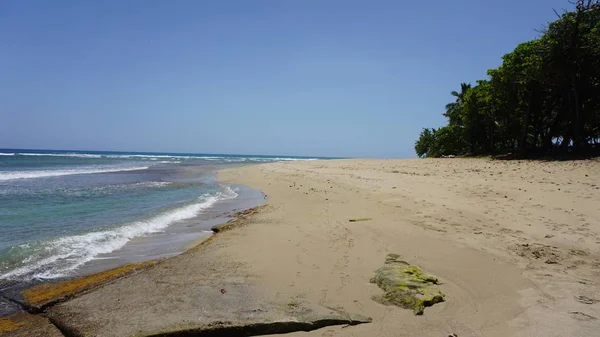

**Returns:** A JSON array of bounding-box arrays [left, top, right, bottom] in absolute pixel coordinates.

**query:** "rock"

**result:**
[[370, 254, 445, 315], [44, 215, 371, 337], [135, 312, 372, 337], [211, 206, 265, 233], [0, 313, 63, 337], [0, 318, 24, 334], [49, 291, 372, 337], [18, 261, 156, 311]]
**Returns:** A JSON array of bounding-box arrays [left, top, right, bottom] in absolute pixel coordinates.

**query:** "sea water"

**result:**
[[0, 149, 317, 283]]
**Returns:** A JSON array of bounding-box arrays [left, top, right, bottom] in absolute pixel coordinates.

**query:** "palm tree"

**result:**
[[444, 83, 471, 125]]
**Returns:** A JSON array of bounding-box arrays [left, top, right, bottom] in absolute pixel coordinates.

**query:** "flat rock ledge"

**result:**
[[0, 313, 63, 337], [210, 206, 267, 233], [4, 204, 370, 337], [143, 317, 371, 337], [2, 261, 158, 314], [47, 300, 371, 337]]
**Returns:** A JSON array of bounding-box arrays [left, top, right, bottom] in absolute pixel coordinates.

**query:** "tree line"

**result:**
[[415, 0, 600, 158]]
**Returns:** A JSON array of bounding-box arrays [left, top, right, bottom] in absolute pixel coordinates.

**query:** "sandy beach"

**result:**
[[215, 158, 600, 336], [3, 158, 600, 337], [5, 1, 600, 335]]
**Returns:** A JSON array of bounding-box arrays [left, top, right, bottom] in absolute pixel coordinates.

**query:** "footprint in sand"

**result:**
[[570, 311, 597, 321], [575, 295, 600, 305]]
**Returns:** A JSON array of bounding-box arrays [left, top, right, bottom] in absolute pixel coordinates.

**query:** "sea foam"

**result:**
[[0, 166, 149, 181], [0, 185, 238, 280], [0, 151, 320, 162]]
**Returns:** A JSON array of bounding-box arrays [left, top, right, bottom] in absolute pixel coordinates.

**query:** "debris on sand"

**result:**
[[349, 218, 372, 222]]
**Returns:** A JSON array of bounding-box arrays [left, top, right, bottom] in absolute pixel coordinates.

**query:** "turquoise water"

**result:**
[[0, 149, 319, 281]]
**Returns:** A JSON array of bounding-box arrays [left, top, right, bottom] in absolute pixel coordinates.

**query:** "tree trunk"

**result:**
[[572, 76, 584, 150], [519, 93, 533, 155]]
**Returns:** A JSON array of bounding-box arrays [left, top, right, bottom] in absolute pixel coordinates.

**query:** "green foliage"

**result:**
[[415, 1, 600, 158], [414, 126, 466, 158], [432, 125, 467, 156], [414, 128, 436, 158]]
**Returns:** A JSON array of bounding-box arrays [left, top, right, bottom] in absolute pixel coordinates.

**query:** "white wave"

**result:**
[[0, 181, 171, 197], [0, 153, 15, 156], [0, 185, 239, 280], [103, 154, 220, 160], [220, 157, 319, 162], [269, 157, 319, 161], [230, 157, 319, 162], [1, 151, 321, 162], [70, 181, 172, 194], [133, 181, 171, 188], [16, 153, 103, 158], [103, 154, 319, 161], [104, 154, 184, 159], [0, 166, 149, 181]]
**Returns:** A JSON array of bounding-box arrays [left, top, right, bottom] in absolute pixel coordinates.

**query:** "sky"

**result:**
[[0, 0, 573, 158]]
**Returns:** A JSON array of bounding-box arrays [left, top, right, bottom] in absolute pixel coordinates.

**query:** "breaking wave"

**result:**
[[0, 186, 238, 280]]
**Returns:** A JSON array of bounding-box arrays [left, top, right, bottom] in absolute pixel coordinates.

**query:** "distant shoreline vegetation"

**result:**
[[415, 0, 600, 159]]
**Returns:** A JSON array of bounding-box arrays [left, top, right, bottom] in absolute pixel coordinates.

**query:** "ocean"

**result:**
[[0, 149, 319, 314]]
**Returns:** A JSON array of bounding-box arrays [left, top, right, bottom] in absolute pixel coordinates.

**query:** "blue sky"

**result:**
[[0, 0, 571, 158]]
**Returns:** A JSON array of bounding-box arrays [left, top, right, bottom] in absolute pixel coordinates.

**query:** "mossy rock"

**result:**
[[21, 260, 156, 308], [370, 254, 444, 315], [0, 318, 25, 333]]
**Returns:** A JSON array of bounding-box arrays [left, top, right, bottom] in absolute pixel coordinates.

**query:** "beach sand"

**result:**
[[216, 158, 600, 336], [8, 158, 600, 336]]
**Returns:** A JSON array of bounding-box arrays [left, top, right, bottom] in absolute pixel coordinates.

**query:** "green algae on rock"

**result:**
[[370, 253, 445, 315], [0, 313, 63, 337], [0, 318, 25, 334]]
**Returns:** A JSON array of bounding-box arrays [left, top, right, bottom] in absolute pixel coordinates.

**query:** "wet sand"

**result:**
[[1, 179, 264, 318], [77, 183, 264, 276]]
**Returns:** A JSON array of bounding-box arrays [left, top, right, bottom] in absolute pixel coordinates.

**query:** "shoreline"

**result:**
[[2, 158, 600, 336], [0, 158, 274, 284], [75, 183, 265, 277], [0, 181, 265, 318], [0, 203, 271, 336]]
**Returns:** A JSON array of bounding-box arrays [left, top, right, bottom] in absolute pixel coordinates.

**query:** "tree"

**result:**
[[414, 128, 436, 158], [432, 125, 466, 156], [444, 83, 471, 126], [414, 1, 600, 158]]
